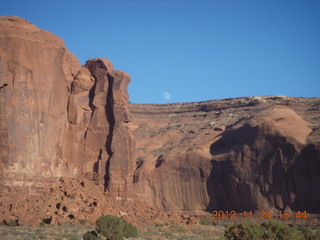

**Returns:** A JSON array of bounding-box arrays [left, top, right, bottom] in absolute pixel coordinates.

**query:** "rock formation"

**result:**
[[130, 98, 320, 213], [0, 17, 135, 197], [0, 16, 319, 225], [0, 16, 81, 194]]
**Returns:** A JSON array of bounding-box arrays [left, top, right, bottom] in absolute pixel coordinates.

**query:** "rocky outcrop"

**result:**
[[0, 17, 135, 197], [79, 59, 135, 194], [0, 16, 81, 193], [107, 70, 135, 196]]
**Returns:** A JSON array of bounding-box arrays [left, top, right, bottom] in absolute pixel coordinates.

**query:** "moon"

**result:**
[[163, 92, 171, 101]]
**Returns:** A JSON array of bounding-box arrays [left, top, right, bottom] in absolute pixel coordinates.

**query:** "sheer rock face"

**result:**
[[79, 59, 135, 194], [0, 17, 134, 197], [0, 16, 81, 193], [107, 70, 135, 196]]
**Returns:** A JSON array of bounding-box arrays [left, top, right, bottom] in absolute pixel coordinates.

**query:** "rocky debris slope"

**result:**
[[0, 177, 197, 226], [0, 16, 319, 225]]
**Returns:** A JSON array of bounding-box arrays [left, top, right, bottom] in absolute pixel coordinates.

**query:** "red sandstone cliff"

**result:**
[[0, 16, 81, 192], [0, 17, 135, 195], [130, 99, 320, 213], [0, 16, 319, 225]]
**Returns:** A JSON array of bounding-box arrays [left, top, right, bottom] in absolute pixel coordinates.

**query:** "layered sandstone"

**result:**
[[130, 97, 320, 213]]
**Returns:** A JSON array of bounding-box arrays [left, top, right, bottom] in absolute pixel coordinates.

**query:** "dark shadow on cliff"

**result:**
[[209, 124, 258, 155], [288, 144, 320, 213], [103, 73, 115, 190], [206, 160, 257, 212], [206, 124, 259, 212], [206, 123, 320, 213]]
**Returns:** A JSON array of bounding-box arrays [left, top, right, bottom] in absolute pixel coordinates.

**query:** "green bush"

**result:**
[[260, 221, 303, 240], [83, 215, 139, 240], [6, 219, 18, 227], [298, 227, 319, 240], [199, 218, 211, 225], [122, 220, 138, 238], [224, 221, 263, 240], [79, 219, 88, 225], [224, 220, 314, 240], [39, 221, 46, 227], [83, 230, 100, 240], [95, 215, 124, 240]]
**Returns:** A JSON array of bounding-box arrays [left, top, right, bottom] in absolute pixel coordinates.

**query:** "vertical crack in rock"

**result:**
[[104, 72, 115, 189], [83, 59, 135, 194], [106, 70, 135, 198], [88, 78, 97, 113], [82, 58, 134, 190]]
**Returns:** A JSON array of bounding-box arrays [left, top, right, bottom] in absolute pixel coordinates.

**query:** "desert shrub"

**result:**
[[199, 218, 211, 225], [122, 220, 138, 238], [224, 220, 313, 240], [298, 226, 318, 240], [39, 221, 46, 227], [155, 222, 169, 227], [83, 230, 100, 240], [6, 219, 18, 227], [261, 221, 304, 240], [95, 215, 124, 240], [79, 219, 88, 225], [224, 221, 263, 240]]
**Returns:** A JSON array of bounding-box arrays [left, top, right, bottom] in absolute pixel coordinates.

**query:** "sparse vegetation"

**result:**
[[297, 226, 319, 240], [83, 230, 100, 240], [0, 224, 93, 239], [123, 220, 138, 238], [39, 221, 46, 227], [307, 101, 320, 111], [79, 219, 88, 225], [95, 215, 124, 240], [150, 131, 158, 137], [0, 218, 319, 240], [6, 220, 18, 227], [224, 220, 319, 240], [92, 215, 138, 240], [151, 146, 173, 156], [199, 218, 211, 226]]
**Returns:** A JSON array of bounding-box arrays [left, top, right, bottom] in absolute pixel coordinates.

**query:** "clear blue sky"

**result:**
[[1, 0, 319, 103]]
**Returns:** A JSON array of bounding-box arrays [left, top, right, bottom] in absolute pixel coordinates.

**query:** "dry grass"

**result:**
[[0, 223, 224, 240], [0, 224, 93, 240], [1, 217, 318, 240]]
